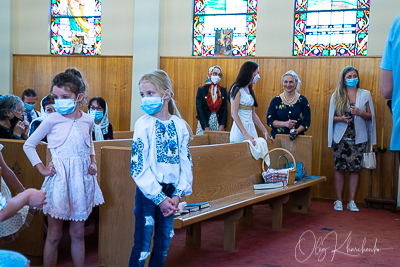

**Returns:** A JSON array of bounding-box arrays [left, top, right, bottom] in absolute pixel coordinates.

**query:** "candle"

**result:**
[[381, 127, 384, 150]]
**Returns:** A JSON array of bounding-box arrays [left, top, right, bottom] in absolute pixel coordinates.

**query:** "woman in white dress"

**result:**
[[229, 61, 272, 145]]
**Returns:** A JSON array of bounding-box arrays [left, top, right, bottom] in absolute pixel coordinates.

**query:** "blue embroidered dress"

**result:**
[[266, 95, 311, 138], [130, 114, 193, 205]]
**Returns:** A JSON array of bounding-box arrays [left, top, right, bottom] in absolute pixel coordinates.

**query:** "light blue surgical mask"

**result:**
[[25, 103, 35, 111], [89, 110, 104, 121], [52, 99, 77, 115], [346, 78, 359, 88], [141, 97, 163, 115]]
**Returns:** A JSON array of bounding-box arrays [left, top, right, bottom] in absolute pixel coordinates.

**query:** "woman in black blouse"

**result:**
[[0, 95, 29, 140], [88, 97, 113, 140], [266, 70, 311, 139], [195, 65, 228, 135]]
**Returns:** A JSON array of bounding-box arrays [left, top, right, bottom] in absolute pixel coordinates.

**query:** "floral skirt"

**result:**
[[196, 113, 219, 135], [332, 123, 367, 171]]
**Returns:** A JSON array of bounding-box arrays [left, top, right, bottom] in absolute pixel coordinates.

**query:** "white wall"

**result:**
[[159, 0, 400, 56], [0, 0, 13, 95]]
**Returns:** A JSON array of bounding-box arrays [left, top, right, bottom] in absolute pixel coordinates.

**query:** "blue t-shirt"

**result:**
[[380, 14, 400, 150]]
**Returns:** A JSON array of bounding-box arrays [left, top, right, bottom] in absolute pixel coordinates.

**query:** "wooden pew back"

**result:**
[[93, 139, 132, 183], [0, 139, 46, 265], [204, 130, 230, 144], [189, 135, 210, 146], [113, 131, 133, 139]]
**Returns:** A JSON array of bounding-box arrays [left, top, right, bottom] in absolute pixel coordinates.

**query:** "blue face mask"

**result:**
[[346, 78, 359, 88], [89, 110, 104, 121], [52, 99, 77, 115], [25, 103, 35, 111], [140, 97, 163, 115]]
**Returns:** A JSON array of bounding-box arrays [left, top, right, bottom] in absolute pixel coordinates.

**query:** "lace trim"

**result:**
[[43, 200, 104, 221]]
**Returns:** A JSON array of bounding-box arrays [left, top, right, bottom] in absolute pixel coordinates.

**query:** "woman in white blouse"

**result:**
[[328, 66, 376, 212]]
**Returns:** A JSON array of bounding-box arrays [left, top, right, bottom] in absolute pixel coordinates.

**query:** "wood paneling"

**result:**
[[160, 56, 398, 205], [13, 55, 133, 131]]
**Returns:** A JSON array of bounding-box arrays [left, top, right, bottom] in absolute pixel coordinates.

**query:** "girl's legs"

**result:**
[[334, 170, 345, 201], [43, 217, 63, 267], [129, 188, 157, 267], [348, 171, 359, 201], [148, 209, 174, 267], [69, 220, 85, 267]]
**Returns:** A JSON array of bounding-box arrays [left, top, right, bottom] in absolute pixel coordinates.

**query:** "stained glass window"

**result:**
[[51, 0, 102, 55], [193, 0, 257, 57], [293, 0, 370, 56]]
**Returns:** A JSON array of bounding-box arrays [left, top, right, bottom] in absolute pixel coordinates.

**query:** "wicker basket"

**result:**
[[262, 148, 297, 186]]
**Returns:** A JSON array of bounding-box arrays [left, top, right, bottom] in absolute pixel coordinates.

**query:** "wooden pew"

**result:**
[[0, 139, 47, 266], [98, 136, 325, 266], [113, 131, 134, 139], [204, 130, 230, 144]]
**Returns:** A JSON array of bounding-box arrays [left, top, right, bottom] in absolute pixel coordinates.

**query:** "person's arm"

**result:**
[[351, 102, 372, 121], [0, 189, 46, 222], [296, 96, 311, 134], [108, 123, 113, 140], [267, 97, 297, 129], [0, 152, 25, 193], [381, 69, 393, 100], [252, 108, 273, 141], [196, 87, 209, 130], [219, 88, 228, 130]]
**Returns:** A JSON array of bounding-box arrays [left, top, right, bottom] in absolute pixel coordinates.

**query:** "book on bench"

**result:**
[[185, 202, 211, 209], [253, 181, 285, 190]]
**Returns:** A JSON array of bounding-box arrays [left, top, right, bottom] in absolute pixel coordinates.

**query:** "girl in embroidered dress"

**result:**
[[23, 68, 104, 267], [129, 70, 193, 267], [229, 61, 273, 145], [195, 65, 228, 135]]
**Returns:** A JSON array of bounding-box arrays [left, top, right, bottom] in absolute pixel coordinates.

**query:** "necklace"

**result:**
[[282, 92, 297, 104]]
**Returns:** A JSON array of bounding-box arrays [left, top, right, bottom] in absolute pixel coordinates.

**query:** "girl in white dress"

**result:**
[[24, 68, 104, 267], [229, 61, 273, 145]]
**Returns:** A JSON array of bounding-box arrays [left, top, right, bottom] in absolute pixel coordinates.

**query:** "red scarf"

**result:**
[[205, 84, 222, 113]]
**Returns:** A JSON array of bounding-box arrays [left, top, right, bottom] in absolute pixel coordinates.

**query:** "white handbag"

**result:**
[[362, 119, 376, 169]]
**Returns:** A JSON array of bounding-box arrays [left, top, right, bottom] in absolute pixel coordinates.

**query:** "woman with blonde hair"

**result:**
[[328, 66, 376, 212]]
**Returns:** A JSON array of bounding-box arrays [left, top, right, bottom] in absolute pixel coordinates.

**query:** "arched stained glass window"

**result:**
[[193, 0, 257, 57], [51, 0, 102, 55], [293, 0, 370, 56]]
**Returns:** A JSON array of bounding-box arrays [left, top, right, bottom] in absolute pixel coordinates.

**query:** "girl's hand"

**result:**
[[26, 189, 47, 208], [159, 197, 179, 217], [263, 131, 275, 142], [286, 120, 297, 129], [37, 162, 56, 177], [350, 105, 361, 116], [170, 196, 180, 208], [88, 163, 97, 175], [244, 133, 256, 146]]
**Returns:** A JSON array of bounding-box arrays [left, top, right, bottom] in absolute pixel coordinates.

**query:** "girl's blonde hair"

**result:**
[[139, 70, 194, 139], [333, 66, 360, 116]]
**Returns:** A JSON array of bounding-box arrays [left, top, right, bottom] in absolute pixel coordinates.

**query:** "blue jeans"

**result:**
[[129, 185, 175, 267]]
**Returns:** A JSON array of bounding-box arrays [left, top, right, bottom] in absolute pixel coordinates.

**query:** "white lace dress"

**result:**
[[42, 122, 104, 221], [230, 88, 258, 143]]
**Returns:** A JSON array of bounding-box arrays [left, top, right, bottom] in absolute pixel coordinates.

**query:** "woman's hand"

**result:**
[[88, 163, 97, 175], [244, 133, 256, 146], [218, 125, 225, 131], [159, 197, 179, 217], [37, 162, 56, 177], [12, 121, 27, 137], [350, 105, 362, 116], [286, 120, 297, 129], [263, 131, 275, 142], [342, 115, 353, 124], [204, 127, 211, 131]]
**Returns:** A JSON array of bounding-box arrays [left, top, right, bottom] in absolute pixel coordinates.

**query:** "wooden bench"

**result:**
[[0, 139, 47, 266], [98, 135, 325, 266], [113, 131, 134, 139]]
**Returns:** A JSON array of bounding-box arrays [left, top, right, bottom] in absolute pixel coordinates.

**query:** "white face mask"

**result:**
[[253, 74, 260, 84], [210, 75, 221, 84]]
